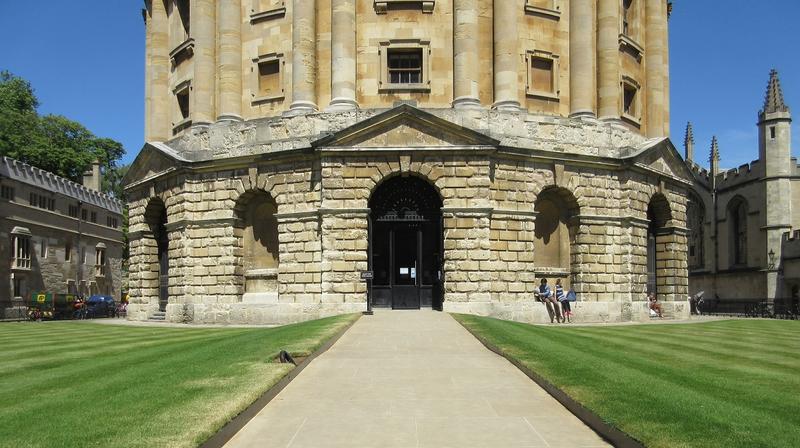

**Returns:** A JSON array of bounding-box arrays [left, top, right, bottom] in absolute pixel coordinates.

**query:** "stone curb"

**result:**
[[454, 316, 645, 448], [198, 314, 362, 448]]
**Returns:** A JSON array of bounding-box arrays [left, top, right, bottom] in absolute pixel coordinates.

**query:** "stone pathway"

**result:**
[[224, 310, 609, 448]]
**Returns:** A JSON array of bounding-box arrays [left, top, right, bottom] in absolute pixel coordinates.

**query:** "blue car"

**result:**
[[86, 295, 116, 318]]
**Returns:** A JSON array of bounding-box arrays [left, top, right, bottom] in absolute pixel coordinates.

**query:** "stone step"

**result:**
[[148, 311, 166, 321]]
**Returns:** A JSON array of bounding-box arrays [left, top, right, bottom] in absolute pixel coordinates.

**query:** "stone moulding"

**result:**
[[249, 6, 286, 24], [374, 0, 434, 14]]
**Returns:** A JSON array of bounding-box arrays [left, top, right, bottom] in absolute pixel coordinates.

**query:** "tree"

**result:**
[[0, 71, 126, 193]]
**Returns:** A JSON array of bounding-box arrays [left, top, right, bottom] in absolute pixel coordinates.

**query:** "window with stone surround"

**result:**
[[65, 241, 72, 262], [169, 0, 190, 46], [374, 1, 434, 14], [251, 53, 285, 104], [11, 227, 32, 270], [172, 80, 192, 134], [95, 244, 107, 278], [13, 276, 24, 298], [69, 204, 79, 218], [379, 40, 431, 93], [250, 0, 286, 24], [526, 50, 560, 100], [728, 197, 748, 267], [525, 0, 561, 20], [621, 77, 641, 124], [1, 184, 14, 201]]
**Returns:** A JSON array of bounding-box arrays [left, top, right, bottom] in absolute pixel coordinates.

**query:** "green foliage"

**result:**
[[0, 314, 358, 448], [0, 70, 126, 197], [454, 315, 800, 448]]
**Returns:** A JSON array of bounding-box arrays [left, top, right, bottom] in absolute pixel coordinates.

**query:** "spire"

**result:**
[[684, 122, 695, 161], [760, 69, 790, 118], [709, 136, 720, 175]]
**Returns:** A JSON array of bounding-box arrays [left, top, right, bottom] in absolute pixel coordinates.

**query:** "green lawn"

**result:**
[[0, 315, 358, 448], [453, 315, 800, 448]]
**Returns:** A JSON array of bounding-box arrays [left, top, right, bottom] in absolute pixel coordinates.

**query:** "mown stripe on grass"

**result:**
[[454, 315, 800, 448]]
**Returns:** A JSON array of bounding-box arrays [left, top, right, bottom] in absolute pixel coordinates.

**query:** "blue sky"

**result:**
[[1, 1, 798, 170]]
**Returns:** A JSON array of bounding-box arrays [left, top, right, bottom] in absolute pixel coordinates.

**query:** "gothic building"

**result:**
[[0, 157, 125, 317], [685, 70, 799, 304], [125, 0, 690, 324]]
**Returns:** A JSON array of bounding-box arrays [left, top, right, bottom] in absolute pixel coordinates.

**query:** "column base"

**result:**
[[216, 114, 243, 123], [326, 97, 359, 112], [191, 121, 212, 131], [453, 96, 482, 110], [569, 110, 597, 119], [491, 100, 522, 112], [284, 101, 319, 117]]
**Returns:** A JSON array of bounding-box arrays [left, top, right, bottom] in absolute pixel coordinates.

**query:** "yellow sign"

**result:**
[[37, 294, 46, 303]]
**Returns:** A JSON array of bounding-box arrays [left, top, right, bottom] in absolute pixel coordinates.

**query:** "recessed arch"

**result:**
[[645, 192, 675, 297], [234, 189, 280, 295], [144, 197, 169, 311], [534, 186, 580, 277]]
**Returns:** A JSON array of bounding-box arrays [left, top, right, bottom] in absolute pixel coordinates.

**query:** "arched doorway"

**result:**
[[145, 198, 169, 312], [369, 175, 443, 310], [647, 193, 672, 295]]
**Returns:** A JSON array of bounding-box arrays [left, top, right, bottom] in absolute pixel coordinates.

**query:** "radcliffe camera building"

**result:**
[[126, 0, 689, 324], [0, 158, 125, 316]]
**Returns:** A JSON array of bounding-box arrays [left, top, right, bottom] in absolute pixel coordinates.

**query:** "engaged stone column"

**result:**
[[288, 0, 318, 114], [493, 0, 520, 111], [453, 0, 480, 109], [329, 0, 357, 110], [597, 0, 620, 121], [645, 0, 665, 137], [147, 0, 170, 142], [192, 0, 216, 127], [217, 0, 242, 122], [569, 0, 596, 117]]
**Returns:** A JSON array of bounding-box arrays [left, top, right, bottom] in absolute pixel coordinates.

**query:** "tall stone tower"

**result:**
[[759, 70, 793, 296], [127, 0, 689, 325]]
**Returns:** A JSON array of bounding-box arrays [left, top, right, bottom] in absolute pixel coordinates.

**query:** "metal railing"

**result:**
[[696, 298, 799, 320]]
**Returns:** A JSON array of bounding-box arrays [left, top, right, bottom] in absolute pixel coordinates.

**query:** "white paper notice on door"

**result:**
[[400, 268, 409, 276], [410, 268, 416, 279]]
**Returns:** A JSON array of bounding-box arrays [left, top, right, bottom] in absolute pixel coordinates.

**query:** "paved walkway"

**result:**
[[225, 311, 609, 448]]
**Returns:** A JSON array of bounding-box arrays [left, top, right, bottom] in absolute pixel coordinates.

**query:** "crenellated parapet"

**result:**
[[714, 160, 764, 190]]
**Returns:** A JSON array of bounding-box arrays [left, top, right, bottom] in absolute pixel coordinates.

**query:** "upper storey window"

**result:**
[[173, 80, 192, 134], [250, 0, 286, 24], [621, 76, 641, 125], [374, 1, 434, 14], [622, 0, 633, 36], [251, 53, 285, 104], [169, 0, 193, 63], [526, 50, 560, 101], [619, 0, 643, 60], [388, 49, 422, 84], [525, 0, 561, 20], [379, 40, 431, 93]]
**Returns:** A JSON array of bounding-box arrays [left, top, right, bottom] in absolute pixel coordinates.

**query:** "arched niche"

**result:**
[[646, 193, 672, 296], [144, 197, 169, 311], [534, 186, 580, 288], [235, 190, 279, 297]]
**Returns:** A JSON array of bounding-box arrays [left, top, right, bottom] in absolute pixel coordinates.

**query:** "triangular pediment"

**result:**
[[312, 104, 499, 148], [624, 138, 694, 183], [123, 142, 187, 188]]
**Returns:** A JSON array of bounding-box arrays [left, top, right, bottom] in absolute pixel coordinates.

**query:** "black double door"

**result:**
[[371, 220, 442, 310]]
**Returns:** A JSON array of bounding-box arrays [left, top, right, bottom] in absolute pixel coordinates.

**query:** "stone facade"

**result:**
[[0, 157, 125, 317], [685, 70, 799, 304], [127, 0, 688, 325]]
